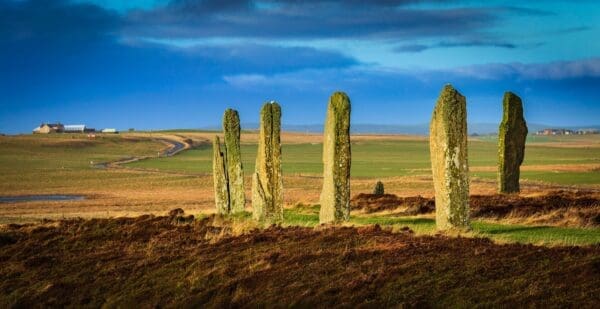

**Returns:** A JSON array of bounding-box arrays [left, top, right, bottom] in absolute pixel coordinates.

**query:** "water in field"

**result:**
[[0, 195, 85, 203]]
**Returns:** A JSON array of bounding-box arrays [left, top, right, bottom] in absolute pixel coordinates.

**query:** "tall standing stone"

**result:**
[[429, 84, 470, 230], [498, 92, 528, 193], [320, 92, 351, 224], [252, 102, 283, 221], [212, 136, 229, 214], [223, 109, 245, 213]]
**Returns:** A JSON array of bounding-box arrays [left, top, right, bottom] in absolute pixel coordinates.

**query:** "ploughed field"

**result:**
[[1, 213, 599, 307]]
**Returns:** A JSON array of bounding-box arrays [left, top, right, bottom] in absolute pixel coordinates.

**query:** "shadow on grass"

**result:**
[[477, 225, 553, 235], [351, 216, 435, 226], [216, 208, 599, 245]]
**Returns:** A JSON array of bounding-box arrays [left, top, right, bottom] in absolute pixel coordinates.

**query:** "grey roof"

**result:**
[[64, 125, 86, 131]]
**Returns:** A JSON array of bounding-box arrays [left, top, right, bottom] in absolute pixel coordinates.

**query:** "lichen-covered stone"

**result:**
[[252, 102, 283, 221], [429, 84, 470, 230], [212, 136, 229, 214], [498, 92, 528, 194], [320, 92, 351, 224], [223, 109, 245, 213]]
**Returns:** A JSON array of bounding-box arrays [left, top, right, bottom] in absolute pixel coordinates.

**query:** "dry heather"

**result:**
[[0, 213, 599, 307], [351, 190, 600, 227]]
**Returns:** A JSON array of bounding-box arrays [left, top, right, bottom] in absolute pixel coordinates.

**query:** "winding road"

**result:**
[[93, 136, 189, 170], [156, 138, 187, 157]]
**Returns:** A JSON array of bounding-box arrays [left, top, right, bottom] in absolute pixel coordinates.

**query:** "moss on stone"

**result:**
[[498, 92, 528, 193], [429, 84, 470, 231], [212, 136, 229, 214], [320, 92, 351, 224], [223, 109, 245, 213], [252, 102, 283, 222]]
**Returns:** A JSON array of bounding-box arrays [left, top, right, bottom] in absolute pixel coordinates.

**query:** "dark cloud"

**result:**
[[0, 0, 121, 44], [394, 44, 430, 53], [165, 0, 452, 13], [126, 1, 496, 39], [0, 0, 549, 47], [0, 0, 360, 103], [448, 58, 600, 80], [394, 40, 517, 53], [166, 0, 253, 13], [438, 41, 516, 48], [497, 6, 554, 16], [551, 26, 592, 35]]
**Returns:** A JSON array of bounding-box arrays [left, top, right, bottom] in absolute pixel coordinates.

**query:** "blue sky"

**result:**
[[0, 0, 599, 133]]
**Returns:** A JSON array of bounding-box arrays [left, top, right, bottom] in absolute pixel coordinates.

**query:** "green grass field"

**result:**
[[128, 136, 600, 184], [0, 134, 164, 193]]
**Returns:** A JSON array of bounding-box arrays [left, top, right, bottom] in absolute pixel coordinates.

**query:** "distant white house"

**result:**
[[101, 128, 118, 134]]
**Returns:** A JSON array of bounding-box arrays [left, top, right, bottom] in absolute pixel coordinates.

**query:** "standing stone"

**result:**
[[212, 136, 229, 214], [320, 92, 351, 224], [498, 92, 528, 193], [429, 84, 470, 230], [223, 109, 245, 213], [373, 180, 384, 196], [252, 102, 283, 221]]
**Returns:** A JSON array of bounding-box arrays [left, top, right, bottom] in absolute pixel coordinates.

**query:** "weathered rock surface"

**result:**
[[223, 109, 245, 213], [429, 85, 470, 230], [320, 92, 351, 224], [252, 102, 283, 221], [498, 92, 528, 193], [212, 136, 229, 214]]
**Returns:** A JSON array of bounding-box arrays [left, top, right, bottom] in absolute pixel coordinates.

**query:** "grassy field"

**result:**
[[0, 132, 599, 246], [0, 134, 164, 193], [0, 133, 212, 223], [128, 134, 600, 184], [1, 132, 599, 307]]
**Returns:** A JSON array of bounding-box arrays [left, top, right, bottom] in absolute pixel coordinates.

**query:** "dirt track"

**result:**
[[1, 213, 598, 307]]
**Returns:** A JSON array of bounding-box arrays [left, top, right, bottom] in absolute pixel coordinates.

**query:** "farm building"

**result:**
[[33, 123, 64, 134], [576, 128, 599, 135], [536, 128, 575, 136], [64, 125, 95, 133], [101, 128, 118, 134]]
